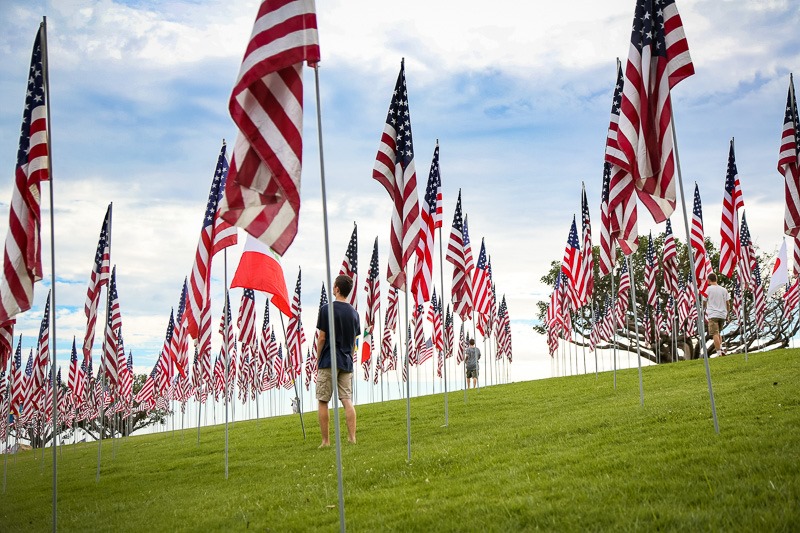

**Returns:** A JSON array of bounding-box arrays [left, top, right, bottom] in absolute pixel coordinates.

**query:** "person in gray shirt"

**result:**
[[465, 338, 481, 388]]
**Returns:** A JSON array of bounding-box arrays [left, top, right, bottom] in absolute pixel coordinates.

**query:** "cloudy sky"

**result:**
[[0, 0, 798, 382]]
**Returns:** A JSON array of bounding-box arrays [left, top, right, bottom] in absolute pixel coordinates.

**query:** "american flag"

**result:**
[[411, 142, 441, 305], [753, 259, 766, 331], [427, 288, 443, 352], [219, 290, 236, 374], [454, 215, 475, 321], [604, 59, 639, 256], [0, 321, 13, 373], [307, 284, 326, 384], [31, 292, 51, 412], [364, 237, 380, 330], [610, 0, 694, 224], [443, 304, 454, 360], [719, 139, 745, 278], [304, 346, 315, 391], [497, 295, 512, 362], [737, 213, 756, 290], [616, 260, 631, 329], [642, 306, 652, 343], [456, 322, 466, 365], [120, 350, 133, 405], [170, 279, 190, 380], [82, 204, 111, 361], [158, 312, 176, 394], [286, 269, 304, 382], [256, 298, 271, 387], [9, 339, 23, 419], [339, 225, 359, 308], [732, 276, 743, 322], [778, 75, 800, 237], [472, 239, 492, 317], [598, 163, 617, 277], [102, 267, 121, 386], [446, 190, 469, 317], [380, 287, 398, 371], [662, 219, 679, 298], [218, 0, 320, 255], [237, 289, 257, 348], [0, 28, 49, 324], [20, 350, 34, 418], [794, 236, 800, 278], [212, 352, 225, 398], [561, 216, 582, 310], [134, 364, 157, 410], [690, 183, 711, 297], [412, 306, 425, 365], [418, 338, 434, 366], [186, 143, 238, 344], [68, 337, 84, 404], [644, 232, 659, 307], [373, 60, 421, 290], [783, 277, 799, 320], [578, 185, 594, 306]]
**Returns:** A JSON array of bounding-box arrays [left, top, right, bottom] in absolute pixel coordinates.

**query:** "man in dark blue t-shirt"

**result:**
[[315, 274, 360, 446]]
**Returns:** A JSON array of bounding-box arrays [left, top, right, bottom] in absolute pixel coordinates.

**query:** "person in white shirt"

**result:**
[[703, 273, 730, 356]]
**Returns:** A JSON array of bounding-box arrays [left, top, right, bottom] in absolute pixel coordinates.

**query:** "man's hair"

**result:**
[[469, 338, 475, 346], [334, 274, 354, 298], [708, 273, 717, 283]]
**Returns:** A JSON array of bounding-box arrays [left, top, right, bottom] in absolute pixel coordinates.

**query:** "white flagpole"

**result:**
[[40, 18, 59, 531], [223, 260, 230, 479], [626, 256, 645, 406], [671, 110, 719, 434], [313, 65, 346, 532]]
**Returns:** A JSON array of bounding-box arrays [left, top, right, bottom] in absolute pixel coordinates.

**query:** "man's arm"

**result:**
[[316, 331, 326, 360]]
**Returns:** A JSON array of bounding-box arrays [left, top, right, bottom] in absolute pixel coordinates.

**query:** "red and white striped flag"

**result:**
[[578, 185, 594, 306], [364, 237, 380, 330], [236, 289, 257, 349], [783, 277, 799, 320], [0, 321, 13, 374], [186, 144, 238, 344], [610, 0, 694, 223], [411, 142, 441, 305], [662, 219, 679, 298], [454, 215, 475, 321], [219, 0, 320, 255], [472, 239, 492, 317], [446, 190, 470, 319], [719, 139, 745, 278], [339, 224, 358, 308], [644, 232, 659, 307], [778, 75, 800, 237], [286, 269, 304, 382], [604, 59, 639, 256], [598, 163, 617, 277], [561, 217, 582, 310], [82, 205, 111, 361], [373, 61, 421, 289], [101, 267, 122, 386], [690, 184, 711, 297], [0, 28, 50, 324]]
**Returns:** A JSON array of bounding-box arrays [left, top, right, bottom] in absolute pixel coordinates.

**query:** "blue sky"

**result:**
[[0, 0, 798, 380]]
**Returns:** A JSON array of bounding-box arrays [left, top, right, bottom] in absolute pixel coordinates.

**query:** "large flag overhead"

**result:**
[[778, 75, 800, 237], [372, 60, 421, 289], [609, 0, 694, 223], [767, 239, 789, 298], [0, 28, 49, 324], [218, 0, 320, 255], [186, 143, 238, 341], [604, 59, 639, 255], [411, 142, 441, 305], [231, 234, 291, 316], [719, 139, 745, 278]]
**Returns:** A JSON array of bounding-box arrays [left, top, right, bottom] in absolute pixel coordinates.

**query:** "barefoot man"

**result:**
[[316, 275, 360, 446]]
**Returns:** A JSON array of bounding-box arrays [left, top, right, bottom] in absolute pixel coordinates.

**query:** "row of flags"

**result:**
[[546, 0, 800, 357]]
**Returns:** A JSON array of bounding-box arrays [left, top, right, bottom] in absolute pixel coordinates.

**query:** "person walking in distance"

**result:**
[[316, 275, 360, 446], [704, 272, 730, 357], [465, 338, 481, 388]]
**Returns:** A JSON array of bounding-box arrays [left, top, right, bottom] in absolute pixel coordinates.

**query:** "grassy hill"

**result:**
[[2, 350, 798, 531]]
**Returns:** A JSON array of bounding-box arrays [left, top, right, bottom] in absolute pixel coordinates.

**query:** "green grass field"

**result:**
[[2, 350, 798, 531]]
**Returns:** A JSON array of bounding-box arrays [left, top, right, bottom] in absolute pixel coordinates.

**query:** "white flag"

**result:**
[[767, 239, 789, 298]]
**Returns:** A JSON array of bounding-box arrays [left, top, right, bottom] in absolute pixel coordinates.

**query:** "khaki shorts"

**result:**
[[707, 318, 724, 336], [316, 368, 353, 402]]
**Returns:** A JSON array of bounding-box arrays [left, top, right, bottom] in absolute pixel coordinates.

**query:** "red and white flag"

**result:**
[[231, 234, 291, 317], [219, 0, 320, 255], [373, 61, 420, 289], [779, 75, 800, 237], [0, 28, 50, 324], [609, 0, 694, 223]]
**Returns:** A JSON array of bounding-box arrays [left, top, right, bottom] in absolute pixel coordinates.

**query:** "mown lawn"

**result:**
[[2, 350, 798, 531]]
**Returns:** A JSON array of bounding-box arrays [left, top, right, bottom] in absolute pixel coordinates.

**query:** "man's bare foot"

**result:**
[[318, 442, 330, 448], [348, 438, 356, 444]]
